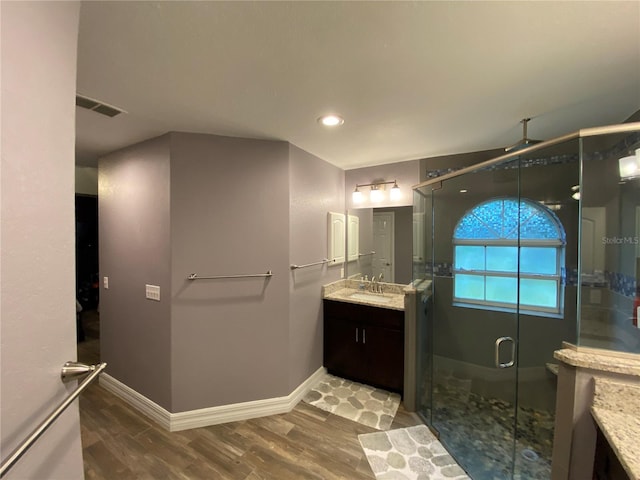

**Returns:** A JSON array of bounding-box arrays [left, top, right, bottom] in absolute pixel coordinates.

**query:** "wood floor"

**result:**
[[77, 311, 422, 480]]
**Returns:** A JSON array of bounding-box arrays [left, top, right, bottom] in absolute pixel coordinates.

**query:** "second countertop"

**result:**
[[323, 278, 415, 311], [323, 287, 406, 311]]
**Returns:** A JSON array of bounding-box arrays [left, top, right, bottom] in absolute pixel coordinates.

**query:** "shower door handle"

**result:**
[[495, 336, 515, 369]]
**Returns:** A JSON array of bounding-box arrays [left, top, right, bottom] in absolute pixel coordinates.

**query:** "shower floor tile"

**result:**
[[431, 383, 554, 480]]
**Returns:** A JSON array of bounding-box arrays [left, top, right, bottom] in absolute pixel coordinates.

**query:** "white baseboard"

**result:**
[[100, 366, 327, 432], [100, 374, 172, 430]]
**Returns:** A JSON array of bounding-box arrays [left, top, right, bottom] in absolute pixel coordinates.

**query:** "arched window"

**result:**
[[453, 198, 566, 316]]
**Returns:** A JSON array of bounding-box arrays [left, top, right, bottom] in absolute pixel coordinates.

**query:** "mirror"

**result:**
[[346, 206, 413, 285]]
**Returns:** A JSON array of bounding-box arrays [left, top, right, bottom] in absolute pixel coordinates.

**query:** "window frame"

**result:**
[[452, 199, 566, 318]]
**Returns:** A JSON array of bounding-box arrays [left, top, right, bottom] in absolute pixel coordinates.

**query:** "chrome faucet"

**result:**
[[369, 274, 384, 294]]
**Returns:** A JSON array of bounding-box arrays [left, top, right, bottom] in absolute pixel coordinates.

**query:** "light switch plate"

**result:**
[[103, 276, 109, 289], [145, 284, 160, 301]]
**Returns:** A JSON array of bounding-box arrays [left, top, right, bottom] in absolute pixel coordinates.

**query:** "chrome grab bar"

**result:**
[[0, 361, 107, 478], [358, 251, 376, 257], [290, 259, 330, 270], [495, 337, 515, 369], [187, 271, 273, 280], [60, 361, 100, 382]]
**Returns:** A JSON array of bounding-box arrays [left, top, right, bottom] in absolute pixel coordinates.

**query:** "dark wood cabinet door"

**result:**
[[363, 324, 404, 393], [593, 427, 630, 480], [324, 316, 366, 382], [324, 299, 404, 394]]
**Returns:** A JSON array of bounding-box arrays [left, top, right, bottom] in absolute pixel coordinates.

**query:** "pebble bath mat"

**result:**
[[358, 425, 470, 480], [303, 373, 400, 430]]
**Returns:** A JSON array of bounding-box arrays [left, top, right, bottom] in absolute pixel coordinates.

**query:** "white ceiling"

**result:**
[[76, 1, 640, 170]]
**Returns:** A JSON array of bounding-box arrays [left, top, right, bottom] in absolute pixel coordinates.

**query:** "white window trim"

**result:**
[[453, 239, 565, 317]]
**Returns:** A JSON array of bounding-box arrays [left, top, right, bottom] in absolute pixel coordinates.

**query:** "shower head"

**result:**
[[505, 118, 543, 152]]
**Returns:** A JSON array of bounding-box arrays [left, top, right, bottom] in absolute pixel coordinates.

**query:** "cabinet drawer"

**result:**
[[323, 299, 404, 330]]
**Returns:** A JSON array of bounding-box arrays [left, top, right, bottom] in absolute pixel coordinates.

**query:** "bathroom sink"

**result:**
[[349, 292, 392, 304]]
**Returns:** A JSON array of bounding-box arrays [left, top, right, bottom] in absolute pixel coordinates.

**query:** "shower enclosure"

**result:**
[[412, 122, 640, 479]]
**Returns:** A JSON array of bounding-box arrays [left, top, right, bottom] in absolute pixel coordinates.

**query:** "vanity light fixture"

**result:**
[[318, 114, 344, 127], [618, 149, 640, 180], [390, 181, 401, 201], [352, 180, 401, 204], [352, 186, 363, 203], [370, 185, 384, 203]]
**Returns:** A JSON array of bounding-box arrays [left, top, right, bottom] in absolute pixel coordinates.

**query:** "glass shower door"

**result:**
[[414, 187, 434, 425], [415, 143, 576, 478], [427, 163, 520, 480], [512, 138, 579, 479]]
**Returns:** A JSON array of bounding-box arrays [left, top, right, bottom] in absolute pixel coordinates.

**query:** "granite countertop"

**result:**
[[591, 378, 640, 479], [322, 279, 410, 311], [554, 347, 640, 478], [553, 348, 640, 376]]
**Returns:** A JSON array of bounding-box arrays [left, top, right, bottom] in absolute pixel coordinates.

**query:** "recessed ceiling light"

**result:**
[[318, 114, 344, 127]]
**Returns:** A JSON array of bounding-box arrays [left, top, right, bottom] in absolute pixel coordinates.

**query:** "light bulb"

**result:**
[[390, 182, 401, 201], [370, 187, 384, 202], [352, 188, 363, 203], [619, 154, 640, 179]]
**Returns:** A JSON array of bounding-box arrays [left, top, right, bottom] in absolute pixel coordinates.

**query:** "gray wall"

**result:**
[[99, 135, 173, 409], [346, 159, 420, 209], [288, 145, 345, 390], [170, 133, 291, 411], [0, 2, 85, 479], [345, 159, 420, 282], [99, 133, 346, 412]]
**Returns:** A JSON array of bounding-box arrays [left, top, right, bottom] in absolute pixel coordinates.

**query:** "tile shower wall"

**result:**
[[580, 130, 640, 353], [416, 129, 640, 357]]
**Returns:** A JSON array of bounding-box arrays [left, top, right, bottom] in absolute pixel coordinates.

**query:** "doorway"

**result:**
[[373, 211, 394, 283], [76, 194, 100, 364]]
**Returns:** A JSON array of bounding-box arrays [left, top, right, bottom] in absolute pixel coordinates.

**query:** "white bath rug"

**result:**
[[358, 425, 470, 479], [302, 373, 400, 430]]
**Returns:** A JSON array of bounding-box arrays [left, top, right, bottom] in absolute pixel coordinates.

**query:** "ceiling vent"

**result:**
[[75, 94, 126, 118]]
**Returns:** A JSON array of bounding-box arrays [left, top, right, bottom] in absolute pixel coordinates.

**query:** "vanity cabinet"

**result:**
[[323, 299, 404, 394], [592, 427, 630, 480]]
